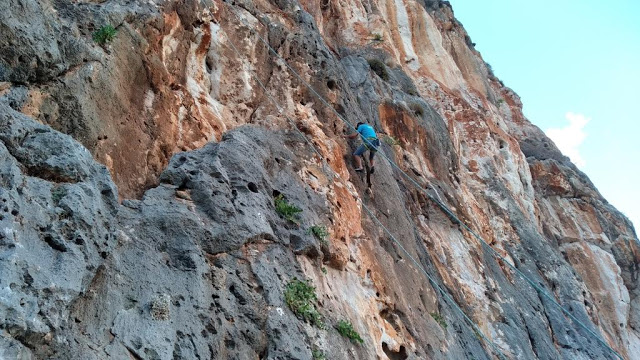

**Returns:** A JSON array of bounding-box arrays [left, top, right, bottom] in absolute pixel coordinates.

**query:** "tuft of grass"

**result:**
[[284, 278, 324, 327], [367, 59, 389, 81], [430, 312, 447, 329], [308, 225, 329, 245], [383, 135, 400, 146], [274, 194, 302, 224], [336, 320, 364, 344], [93, 25, 117, 45], [372, 33, 383, 42], [312, 348, 326, 360], [321, 267, 327, 275], [496, 98, 505, 106]]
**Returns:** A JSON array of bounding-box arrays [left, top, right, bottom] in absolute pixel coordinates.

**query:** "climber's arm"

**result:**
[[345, 132, 360, 139]]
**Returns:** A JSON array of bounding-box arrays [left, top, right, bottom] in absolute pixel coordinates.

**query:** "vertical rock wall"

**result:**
[[1, 0, 638, 359]]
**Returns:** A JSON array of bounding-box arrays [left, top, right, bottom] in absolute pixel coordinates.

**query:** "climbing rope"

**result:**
[[211, 9, 508, 359], [217, 3, 623, 359]]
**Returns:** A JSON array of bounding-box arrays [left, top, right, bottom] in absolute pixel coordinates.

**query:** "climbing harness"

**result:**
[[215, 4, 624, 359]]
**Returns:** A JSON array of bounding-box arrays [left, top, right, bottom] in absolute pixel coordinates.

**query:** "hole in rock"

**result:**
[[327, 79, 337, 90], [43, 234, 67, 252], [247, 182, 259, 193], [272, 189, 281, 198], [382, 342, 408, 360], [205, 57, 214, 73]]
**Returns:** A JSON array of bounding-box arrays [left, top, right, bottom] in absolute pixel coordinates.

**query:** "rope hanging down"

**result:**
[[210, 9, 509, 360], [219, 3, 623, 359]]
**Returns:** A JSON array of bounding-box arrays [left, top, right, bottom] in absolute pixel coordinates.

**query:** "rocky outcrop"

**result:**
[[1, 0, 638, 359]]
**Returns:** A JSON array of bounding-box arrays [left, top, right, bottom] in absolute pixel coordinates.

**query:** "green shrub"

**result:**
[[321, 267, 327, 275], [367, 59, 389, 81], [312, 348, 326, 360], [497, 98, 505, 106], [274, 194, 302, 224], [372, 33, 383, 42], [93, 25, 117, 45], [284, 278, 323, 327], [430, 312, 447, 329], [336, 320, 364, 344], [308, 225, 329, 245]]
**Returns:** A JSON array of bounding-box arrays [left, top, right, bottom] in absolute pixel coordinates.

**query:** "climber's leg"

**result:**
[[353, 144, 366, 171]]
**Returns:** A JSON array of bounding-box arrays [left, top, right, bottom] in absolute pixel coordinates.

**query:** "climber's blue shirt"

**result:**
[[357, 124, 377, 139]]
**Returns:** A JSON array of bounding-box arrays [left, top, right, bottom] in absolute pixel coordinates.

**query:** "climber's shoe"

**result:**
[[354, 167, 364, 172], [370, 166, 375, 174]]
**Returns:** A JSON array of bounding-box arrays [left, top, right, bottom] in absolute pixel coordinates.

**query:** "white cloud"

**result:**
[[545, 112, 590, 167]]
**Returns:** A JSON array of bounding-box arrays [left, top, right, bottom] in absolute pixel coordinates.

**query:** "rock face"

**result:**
[[1, 0, 638, 359]]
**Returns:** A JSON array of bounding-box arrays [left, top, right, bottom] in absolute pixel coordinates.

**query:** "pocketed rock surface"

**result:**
[[0, 0, 638, 359]]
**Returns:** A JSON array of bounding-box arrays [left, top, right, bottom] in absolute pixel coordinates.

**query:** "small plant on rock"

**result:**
[[430, 312, 447, 329], [383, 135, 400, 146], [486, 62, 495, 77], [367, 59, 389, 81], [284, 278, 324, 327], [93, 25, 117, 45], [372, 33, 383, 42], [51, 186, 67, 205], [336, 319, 364, 344], [150, 294, 171, 321], [308, 225, 329, 245], [312, 347, 326, 360], [274, 194, 302, 224], [409, 102, 425, 117]]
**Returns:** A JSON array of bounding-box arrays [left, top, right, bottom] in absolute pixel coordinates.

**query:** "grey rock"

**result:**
[[0, 0, 637, 359]]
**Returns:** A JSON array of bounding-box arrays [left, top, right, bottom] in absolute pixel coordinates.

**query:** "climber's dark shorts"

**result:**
[[353, 138, 380, 159]]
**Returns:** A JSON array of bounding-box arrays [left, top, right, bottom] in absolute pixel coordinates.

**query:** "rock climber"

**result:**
[[345, 122, 381, 174]]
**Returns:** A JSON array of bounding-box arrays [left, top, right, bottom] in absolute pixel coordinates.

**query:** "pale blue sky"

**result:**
[[451, 0, 640, 233]]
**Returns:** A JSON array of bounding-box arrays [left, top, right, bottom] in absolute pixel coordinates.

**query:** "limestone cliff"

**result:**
[[1, 0, 638, 359]]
